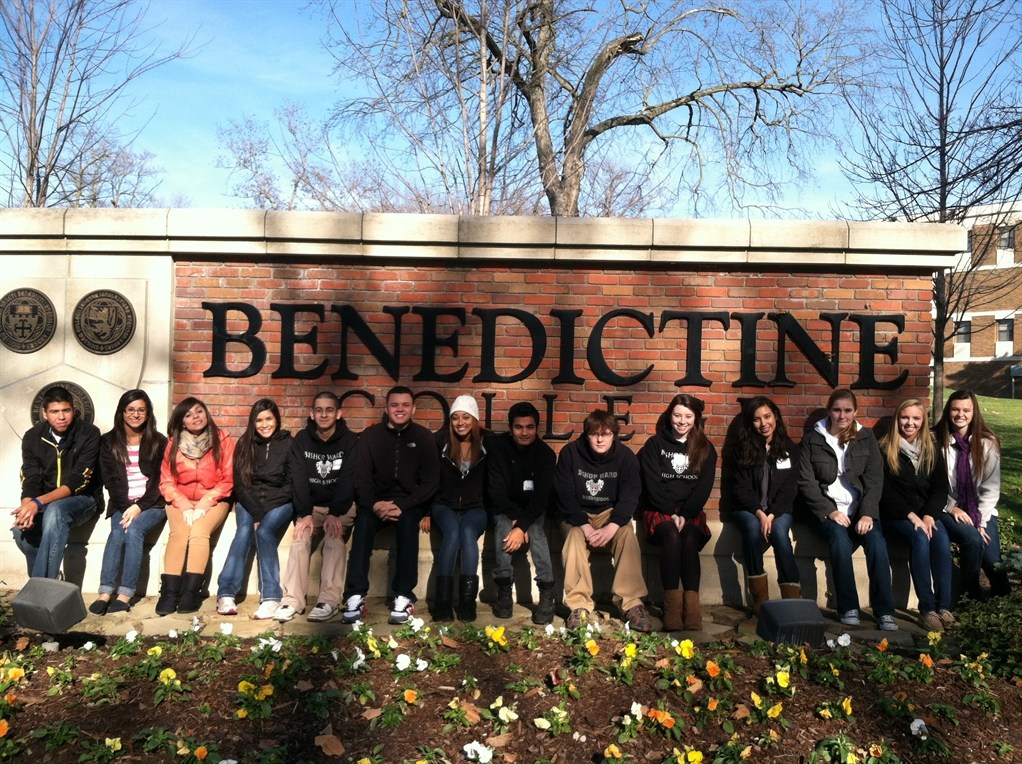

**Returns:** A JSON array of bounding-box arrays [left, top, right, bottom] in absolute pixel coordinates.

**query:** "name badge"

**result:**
[[523, 480, 534, 492], [776, 458, 792, 470]]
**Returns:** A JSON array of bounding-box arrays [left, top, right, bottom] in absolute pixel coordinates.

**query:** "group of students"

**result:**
[[12, 384, 1008, 632]]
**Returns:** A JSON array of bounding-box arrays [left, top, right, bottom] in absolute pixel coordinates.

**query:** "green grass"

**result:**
[[973, 395, 1022, 546]]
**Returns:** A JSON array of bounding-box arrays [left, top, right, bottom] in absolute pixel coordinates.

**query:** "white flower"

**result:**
[[910, 718, 929, 738], [622, 714, 632, 726], [395, 653, 411, 671], [351, 647, 366, 671], [330, 649, 340, 662], [125, 629, 138, 643], [550, 705, 568, 720], [670, 639, 679, 648], [572, 731, 586, 742], [81, 641, 95, 651], [409, 616, 425, 632], [219, 622, 233, 635], [544, 623, 555, 636], [630, 701, 644, 718], [533, 717, 551, 730], [826, 639, 836, 649], [167, 629, 178, 639], [498, 706, 518, 724], [191, 616, 201, 632], [387, 636, 399, 649], [463, 740, 493, 763], [415, 658, 428, 672], [837, 633, 852, 647]]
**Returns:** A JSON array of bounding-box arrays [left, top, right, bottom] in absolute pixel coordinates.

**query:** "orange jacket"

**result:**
[[160, 431, 235, 510]]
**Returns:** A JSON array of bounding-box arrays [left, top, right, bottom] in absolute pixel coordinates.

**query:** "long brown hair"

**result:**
[[934, 390, 1000, 477], [446, 409, 483, 466], [880, 398, 936, 476], [657, 394, 711, 473], [109, 389, 163, 466], [735, 396, 793, 468], [234, 398, 281, 488], [166, 397, 223, 478], [825, 389, 859, 447]]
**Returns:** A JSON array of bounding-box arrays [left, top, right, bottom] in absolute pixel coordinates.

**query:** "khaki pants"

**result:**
[[280, 507, 353, 610], [164, 502, 231, 575], [560, 507, 647, 613]]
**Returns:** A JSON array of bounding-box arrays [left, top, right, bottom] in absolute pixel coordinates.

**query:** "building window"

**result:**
[[998, 226, 1016, 249], [998, 319, 1014, 344], [955, 320, 971, 342]]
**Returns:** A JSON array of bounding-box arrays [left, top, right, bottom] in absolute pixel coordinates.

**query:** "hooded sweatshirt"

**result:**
[[290, 418, 357, 519], [637, 414, 717, 519], [555, 435, 640, 528]]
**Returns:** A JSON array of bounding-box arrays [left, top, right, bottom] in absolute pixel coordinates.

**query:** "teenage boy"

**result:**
[[12, 385, 101, 579], [342, 386, 439, 625], [486, 401, 557, 624], [555, 409, 652, 632], [273, 392, 358, 622]]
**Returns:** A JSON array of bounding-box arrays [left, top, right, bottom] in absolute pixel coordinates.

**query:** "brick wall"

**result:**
[[173, 260, 935, 510]]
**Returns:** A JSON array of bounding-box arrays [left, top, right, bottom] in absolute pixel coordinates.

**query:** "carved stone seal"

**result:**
[[0, 288, 57, 353], [72, 289, 136, 354]]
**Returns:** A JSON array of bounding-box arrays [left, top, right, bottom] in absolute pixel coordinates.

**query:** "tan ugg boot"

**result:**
[[661, 589, 683, 631], [779, 582, 802, 600], [748, 573, 770, 615], [682, 590, 702, 630]]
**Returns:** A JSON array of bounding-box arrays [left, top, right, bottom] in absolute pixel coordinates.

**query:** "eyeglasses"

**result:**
[[125, 407, 147, 415]]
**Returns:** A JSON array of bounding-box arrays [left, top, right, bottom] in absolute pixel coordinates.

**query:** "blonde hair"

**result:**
[[880, 398, 935, 476]]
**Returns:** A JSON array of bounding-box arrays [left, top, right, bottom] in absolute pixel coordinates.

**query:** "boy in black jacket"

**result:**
[[273, 392, 357, 622], [12, 385, 100, 578], [342, 387, 439, 625], [487, 402, 557, 624], [555, 409, 651, 632]]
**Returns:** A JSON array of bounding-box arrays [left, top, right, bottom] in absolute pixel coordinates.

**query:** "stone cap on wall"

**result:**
[[0, 208, 964, 268]]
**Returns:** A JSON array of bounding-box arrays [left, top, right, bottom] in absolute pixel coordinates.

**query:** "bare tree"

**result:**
[[843, 0, 1022, 416], [0, 0, 186, 207]]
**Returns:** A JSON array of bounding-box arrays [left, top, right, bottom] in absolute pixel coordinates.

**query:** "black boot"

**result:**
[[155, 574, 181, 616], [493, 577, 513, 619], [432, 576, 455, 622], [458, 575, 479, 621], [176, 572, 205, 613], [990, 569, 1012, 598], [533, 580, 557, 625]]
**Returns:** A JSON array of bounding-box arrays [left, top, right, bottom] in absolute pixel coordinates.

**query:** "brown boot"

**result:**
[[779, 582, 802, 600], [682, 590, 702, 630], [661, 589, 683, 631], [748, 574, 770, 615]]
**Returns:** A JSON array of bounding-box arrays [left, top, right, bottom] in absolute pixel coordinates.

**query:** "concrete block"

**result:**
[[265, 211, 362, 242]]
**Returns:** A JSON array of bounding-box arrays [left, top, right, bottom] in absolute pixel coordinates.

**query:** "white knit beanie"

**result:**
[[449, 394, 480, 421]]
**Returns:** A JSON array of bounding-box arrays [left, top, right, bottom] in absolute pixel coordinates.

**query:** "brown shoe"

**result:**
[[625, 604, 653, 633], [779, 582, 802, 600], [565, 608, 591, 629], [748, 574, 770, 615], [919, 611, 944, 633], [937, 609, 956, 627], [683, 590, 702, 630], [661, 589, 683, 631]]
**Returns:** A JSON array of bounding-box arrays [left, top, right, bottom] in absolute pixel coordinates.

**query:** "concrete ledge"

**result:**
[[0, 518, 922, 614]]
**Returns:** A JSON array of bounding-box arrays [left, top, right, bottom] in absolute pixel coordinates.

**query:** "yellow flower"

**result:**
[[841, 697, 853, 716], [105, 737, 122, 751], [357, 759, 374, 764], [869, 743, 884, 756], [604, 743, 622, 758], [46, 666, 55, 677], [403, 689, 418, 704], [705, 660, 720, 678], [238, 680, 256, 694], [485, 625, 508, 646], [686, 751, 704, 763], [799, 648, 808, 665], [751, 691, 763, 709], [776, 670, 790, 688], [5, 667, 25, 682], [236, 708, 248, 719], [194, 745, 208, 760], [677, 639, 696, 659], [819, 707, 833, 720], [585, 639, 600, 656], [624, 643, 638, 659], [159, 668, 177, 685], [767, 703, 783, 719], [927, 631, 942, 647], [256, 684, 274, 701], [845, 753, 859, 764], [147, 646, 163, 657], [830, 663, 840, 677]]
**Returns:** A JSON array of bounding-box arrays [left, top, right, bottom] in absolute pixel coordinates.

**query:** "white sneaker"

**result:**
[[253, 600, 280, 620], [840, 609, 860, 626], [307, 602, 338, 622], [216, 596, 237, 615], [878, 614, 899, 632], [273, 604, 300, 622], [341, 595, 366, 624], [389, 595, 414, 625]]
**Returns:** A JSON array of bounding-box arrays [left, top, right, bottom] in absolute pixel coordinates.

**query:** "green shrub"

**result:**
[[951, 594, 1022, 680]]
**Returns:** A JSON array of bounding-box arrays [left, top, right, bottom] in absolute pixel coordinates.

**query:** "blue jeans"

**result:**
[[98, 506, 167, 597], [882, 518, 952, 612], [815, 516, 895, 617], [940, 513, 1002, 593], [492, 513, 554, 583], [731, 510, 799, 584], [431, 504, 488, 577], [216, 502, 293, 601], [13, 495, 97, 578]]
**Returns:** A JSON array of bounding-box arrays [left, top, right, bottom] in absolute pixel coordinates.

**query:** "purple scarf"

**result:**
[[952, 432, 981, 527]]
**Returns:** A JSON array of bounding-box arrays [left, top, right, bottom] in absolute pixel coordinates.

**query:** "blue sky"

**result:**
[[130, 0, 337, 207], [124, 0, 853, 215]]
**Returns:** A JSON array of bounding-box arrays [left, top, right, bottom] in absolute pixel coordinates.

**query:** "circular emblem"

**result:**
[[30, 382, 96, 426], [0, 288, 57, 353], [72, 290, 136, 354]]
